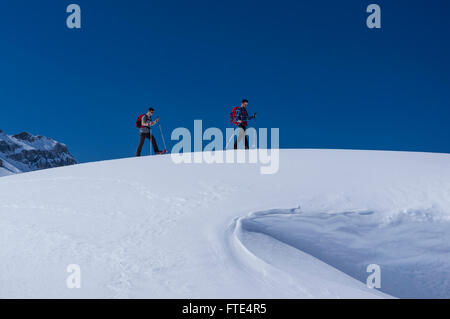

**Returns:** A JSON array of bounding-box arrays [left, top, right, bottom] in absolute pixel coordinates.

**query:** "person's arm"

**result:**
[[142, 116, 160, 127], [149, 117, 160, 126]]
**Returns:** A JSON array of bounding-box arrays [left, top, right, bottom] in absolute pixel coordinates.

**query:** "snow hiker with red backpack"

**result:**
[[230, 99, 257, 149], [135, 107, 166, 156]]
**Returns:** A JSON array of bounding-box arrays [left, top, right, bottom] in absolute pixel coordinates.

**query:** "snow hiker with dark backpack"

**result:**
[[230, 99, 257, 149], [135, 107, 166, 156]]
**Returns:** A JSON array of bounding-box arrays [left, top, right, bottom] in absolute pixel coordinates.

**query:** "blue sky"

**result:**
[[1, 0, 449, 162]]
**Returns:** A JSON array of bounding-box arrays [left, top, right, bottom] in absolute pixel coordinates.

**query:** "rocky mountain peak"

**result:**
[[0, 130, 77, 176]]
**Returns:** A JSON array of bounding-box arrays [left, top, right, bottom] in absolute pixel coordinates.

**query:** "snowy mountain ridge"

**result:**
[[0, 129, 77, 176], [0, 149, 449, 298]]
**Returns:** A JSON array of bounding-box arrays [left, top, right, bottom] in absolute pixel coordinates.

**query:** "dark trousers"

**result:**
[[234, 126, 249, 150], [136, 133, 160, 156]]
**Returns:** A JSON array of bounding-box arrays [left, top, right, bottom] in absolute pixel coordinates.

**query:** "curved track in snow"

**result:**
[[228, 207, 450, 298], [227, 208, 390, 298]]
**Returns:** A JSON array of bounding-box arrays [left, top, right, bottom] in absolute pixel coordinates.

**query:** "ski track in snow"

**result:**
[[0, 149, 449, 298]]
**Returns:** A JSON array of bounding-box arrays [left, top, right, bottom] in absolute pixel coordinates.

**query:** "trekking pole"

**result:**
[[225, 132, 236, 149], [159, 123, 167, 152], [252, 114, 257, 148], [149, 126, 153, 156]]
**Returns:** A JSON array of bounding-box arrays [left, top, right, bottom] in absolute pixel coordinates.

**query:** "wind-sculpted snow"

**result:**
[[227, 208, 389, 298], [230, 207, 450, 298], [0, 149, 449, 298]]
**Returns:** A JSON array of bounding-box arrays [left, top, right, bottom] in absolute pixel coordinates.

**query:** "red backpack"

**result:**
[[136, 114, 145, 128], [229, 106, 240, 125]]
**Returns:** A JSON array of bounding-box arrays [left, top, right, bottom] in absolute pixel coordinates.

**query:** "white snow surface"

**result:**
[[0, 149, 449, 299]]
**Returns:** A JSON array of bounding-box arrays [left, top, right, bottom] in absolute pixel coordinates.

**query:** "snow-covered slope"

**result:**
[[0, 129, 77, 176], [0, 149, 449, 298]]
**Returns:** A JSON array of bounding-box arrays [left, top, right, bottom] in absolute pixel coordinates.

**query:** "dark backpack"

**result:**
[[229, 106, 240, 125], [136, 114, 145, 128]]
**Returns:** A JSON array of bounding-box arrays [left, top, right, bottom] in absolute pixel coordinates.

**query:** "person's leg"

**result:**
[[234, 127, 245, 149], [150, 134, 161, 153], [136, 133, 146, 156], [240, 126, 249, 149]]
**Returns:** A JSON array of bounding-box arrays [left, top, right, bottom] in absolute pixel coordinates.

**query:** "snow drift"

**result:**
[[0, 149, 449, 298]]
